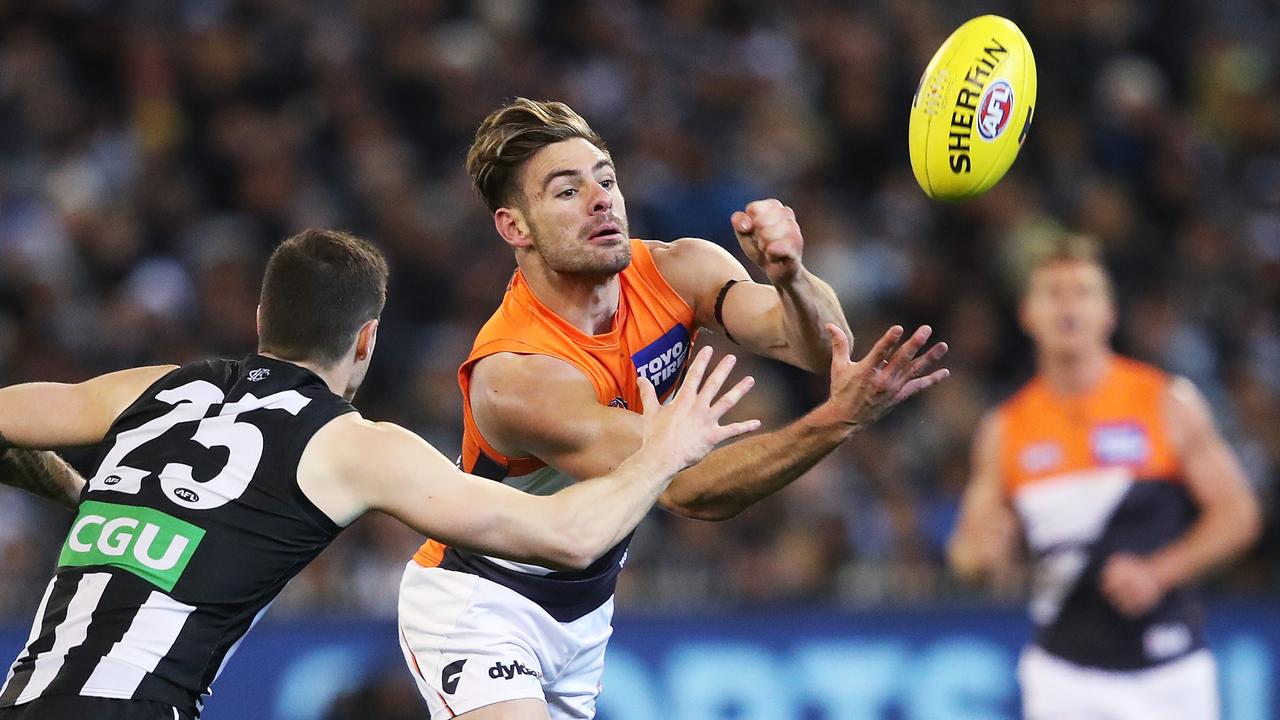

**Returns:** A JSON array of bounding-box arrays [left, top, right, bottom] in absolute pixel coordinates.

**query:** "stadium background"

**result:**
[[0, 0, 1277, 717]]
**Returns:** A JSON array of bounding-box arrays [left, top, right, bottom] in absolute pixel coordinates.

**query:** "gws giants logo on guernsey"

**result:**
[[1090, 422, 1151, 466], [1019, 441, 1064, 475], [977, 79, 1014, 141], [631, 325, 691, 399]]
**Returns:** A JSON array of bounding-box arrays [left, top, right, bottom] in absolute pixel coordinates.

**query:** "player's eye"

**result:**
[[558, 188, 577, 198], [600, 178, 615, 189]]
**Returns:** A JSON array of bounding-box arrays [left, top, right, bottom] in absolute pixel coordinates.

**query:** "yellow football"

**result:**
[[909, 15, 1037, 201]]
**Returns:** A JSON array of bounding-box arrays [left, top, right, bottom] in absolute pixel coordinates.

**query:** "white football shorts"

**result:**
[[1019, 644, 1219, 720], [397, 562, 613, 719]]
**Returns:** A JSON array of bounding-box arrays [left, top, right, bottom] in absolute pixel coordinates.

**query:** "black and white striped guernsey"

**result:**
[[1, 356, 354, 717]]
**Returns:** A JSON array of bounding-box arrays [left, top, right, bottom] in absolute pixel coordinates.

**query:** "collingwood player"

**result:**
[[948, 236, 1261, 719], [0, 229, 760, 720]]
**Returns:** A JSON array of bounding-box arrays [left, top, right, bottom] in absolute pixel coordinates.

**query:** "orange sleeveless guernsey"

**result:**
[[996, 356, 1203, 671], [999, 356, 1180, 496], [412, 239, 696, 621]]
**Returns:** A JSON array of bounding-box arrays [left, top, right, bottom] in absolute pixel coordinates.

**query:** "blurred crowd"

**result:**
[[1, 0, 1278, 621]]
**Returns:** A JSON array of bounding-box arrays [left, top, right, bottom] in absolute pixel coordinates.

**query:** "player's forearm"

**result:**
[[661, 403, 854, 521], [0, 444, 85, 510], [536, 449, 679, 570], [1148, 498, 1262, 591], [775, 269, 852, 373]]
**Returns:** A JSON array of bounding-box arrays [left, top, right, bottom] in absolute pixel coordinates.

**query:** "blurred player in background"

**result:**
[[0, 229, 758, 720], [397, 98, 950, 719], [948, 235, 1261, 719]]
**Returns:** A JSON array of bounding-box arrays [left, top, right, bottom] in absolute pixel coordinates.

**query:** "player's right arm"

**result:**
[[299, 348, 759, 570], [947, 411, 1021, 584], [0, 365, 177, 508], [471, 323, 948, 521]]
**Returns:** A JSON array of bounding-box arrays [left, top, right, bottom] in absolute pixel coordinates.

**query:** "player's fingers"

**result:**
[[638, 376, 659, 418], [710, 375, 755, 418], [861, 325, 904, 368], [714, 418, 762, 443], [897, 368, 951, 401], [903, 342, 949, 380], [731, 210, 753, 235], [884, 325, 933, 376], [827, 324, 852, 373], [697, 353, 738, 406], [677, 346, 715, 404]]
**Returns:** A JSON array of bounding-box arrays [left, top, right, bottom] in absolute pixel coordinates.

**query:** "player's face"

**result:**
[[517, 138, 631, 276], [1021, 260, 1116, 357]]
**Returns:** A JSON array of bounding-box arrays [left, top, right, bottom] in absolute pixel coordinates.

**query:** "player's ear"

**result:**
[[494, 207, 533, 250], [354, 319, 379, 362], [255, 305, 263, 337]]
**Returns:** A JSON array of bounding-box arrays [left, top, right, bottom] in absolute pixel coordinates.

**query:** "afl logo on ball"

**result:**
[[977, 79, 1014, 141]]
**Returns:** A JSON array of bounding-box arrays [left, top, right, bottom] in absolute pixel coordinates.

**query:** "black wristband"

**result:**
[[714, 279, 739, 344]]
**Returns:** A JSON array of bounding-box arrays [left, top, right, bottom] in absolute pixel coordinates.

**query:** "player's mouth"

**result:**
[[587, 222, 624, 245]]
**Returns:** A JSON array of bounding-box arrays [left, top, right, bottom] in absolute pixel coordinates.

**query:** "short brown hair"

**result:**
[[466, 98, 609, 212], [258, 229, 389, 365], [1023, 233, 1113, 297]]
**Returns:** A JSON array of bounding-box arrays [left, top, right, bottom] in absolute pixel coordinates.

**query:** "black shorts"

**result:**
[[0, 696, 192, 720]]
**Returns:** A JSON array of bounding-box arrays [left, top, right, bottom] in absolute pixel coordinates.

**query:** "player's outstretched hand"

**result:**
[[823, 323, 950, 431], [638, 346, 760, 473]]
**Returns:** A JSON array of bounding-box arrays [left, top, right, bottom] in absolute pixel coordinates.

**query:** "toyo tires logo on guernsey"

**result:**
[[58, 500, 205, 592], [977, 79, 1014, 141], [631, 325, 691, 400]]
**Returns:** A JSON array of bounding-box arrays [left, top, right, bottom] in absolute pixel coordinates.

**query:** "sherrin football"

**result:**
[[909, 15, 1036, 201]]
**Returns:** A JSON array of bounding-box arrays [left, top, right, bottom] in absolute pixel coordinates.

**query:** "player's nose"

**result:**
[[589, 182, 613, 214]]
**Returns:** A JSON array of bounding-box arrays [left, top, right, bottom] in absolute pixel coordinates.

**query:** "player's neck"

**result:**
[[519, 260, 621, 336], [1038, 347, 1113, 396], [258, 351, 349, 398]]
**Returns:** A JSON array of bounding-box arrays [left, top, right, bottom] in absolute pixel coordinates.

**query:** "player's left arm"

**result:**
[[0, 365, 177, 508], [651, 199, 853, 373], [0, 449, 87, 511], [1101, 377, 1263, 617]]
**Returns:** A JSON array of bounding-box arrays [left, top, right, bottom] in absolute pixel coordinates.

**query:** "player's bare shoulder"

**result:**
[[1162, 375, 1218, 454], [296, 411, 381, 526], [645, 238, 748, 315]]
